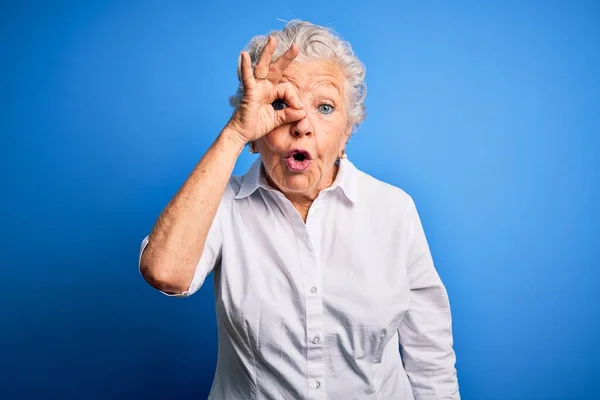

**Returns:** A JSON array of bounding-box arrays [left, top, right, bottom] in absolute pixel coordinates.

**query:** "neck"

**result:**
[[266, 162, 340, 222]]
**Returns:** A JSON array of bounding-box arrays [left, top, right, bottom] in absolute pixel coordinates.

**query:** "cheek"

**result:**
[[318, 128, 346, 155], [261, 129, 287, 150]]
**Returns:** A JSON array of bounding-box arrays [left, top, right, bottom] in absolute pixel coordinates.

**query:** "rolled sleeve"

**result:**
[[138, 183, 233, 297], [397, 197, 460, 399]]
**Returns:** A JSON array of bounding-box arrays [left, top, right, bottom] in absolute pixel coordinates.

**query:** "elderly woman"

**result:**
[[139, 20, 459, 399]]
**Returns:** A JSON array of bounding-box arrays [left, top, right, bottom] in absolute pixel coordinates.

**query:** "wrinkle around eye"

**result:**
[[318, 103, 335, 114]]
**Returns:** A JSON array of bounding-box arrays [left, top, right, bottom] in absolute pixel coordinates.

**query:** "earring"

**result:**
[[340, 149, 347, 159], [249, 142, 258, 154]]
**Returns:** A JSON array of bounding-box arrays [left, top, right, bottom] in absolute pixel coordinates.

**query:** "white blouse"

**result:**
[[139, 158, 460, 399]]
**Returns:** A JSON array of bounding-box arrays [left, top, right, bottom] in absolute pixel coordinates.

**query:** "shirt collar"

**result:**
[[234, 157, 358, 204]]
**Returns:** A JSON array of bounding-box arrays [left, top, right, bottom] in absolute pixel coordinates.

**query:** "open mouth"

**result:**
[[287, 149, 312, 161], [285, 149, 312, 172]]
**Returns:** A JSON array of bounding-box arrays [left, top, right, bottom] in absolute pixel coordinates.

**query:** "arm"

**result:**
[[139, 129, 245, 295], [139, 37, 305, 296], [398, 197, 460, 399]]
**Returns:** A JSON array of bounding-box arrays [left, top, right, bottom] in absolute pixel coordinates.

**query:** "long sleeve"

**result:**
[[397, 197, 460, 399]]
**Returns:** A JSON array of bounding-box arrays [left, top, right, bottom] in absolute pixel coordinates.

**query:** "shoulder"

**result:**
[[355, 168, 415, 213], [350, 166, 421, 248], [228, 174, 243, 192], [224, 159, 264, 201]]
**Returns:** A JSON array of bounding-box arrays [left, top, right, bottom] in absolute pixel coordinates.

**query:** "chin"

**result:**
[[279, 173, 315, 193]]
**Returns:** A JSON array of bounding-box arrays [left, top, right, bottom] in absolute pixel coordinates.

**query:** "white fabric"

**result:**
[[139, 158, 460, 399]]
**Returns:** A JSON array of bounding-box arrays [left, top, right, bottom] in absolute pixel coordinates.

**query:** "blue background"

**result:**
[[2, 1, 599, 399]]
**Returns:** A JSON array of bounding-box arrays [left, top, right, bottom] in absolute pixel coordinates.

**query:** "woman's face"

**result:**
[[255, 59, 351, 199]]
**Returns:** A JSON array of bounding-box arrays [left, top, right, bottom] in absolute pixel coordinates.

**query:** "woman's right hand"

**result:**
[[226, 36, 306, 144]]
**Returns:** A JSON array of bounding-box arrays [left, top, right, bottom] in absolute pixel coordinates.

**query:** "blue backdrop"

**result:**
[[2, 1, 598, 399]]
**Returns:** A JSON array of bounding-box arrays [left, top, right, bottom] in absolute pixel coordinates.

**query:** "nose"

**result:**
[[292, 114, 313, 138]]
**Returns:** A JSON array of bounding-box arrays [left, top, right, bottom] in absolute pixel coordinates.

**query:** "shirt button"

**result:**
[[310, 286, 317, 294], [313, 381, 321, 389], [312, 336, 320, 344]]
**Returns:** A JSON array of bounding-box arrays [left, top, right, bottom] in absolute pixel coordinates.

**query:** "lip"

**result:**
[[284, 148, 312, 172]]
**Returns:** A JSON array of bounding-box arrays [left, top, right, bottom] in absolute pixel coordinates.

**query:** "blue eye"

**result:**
[[272, 99, 288, 111], [318, 103, 334, 114]]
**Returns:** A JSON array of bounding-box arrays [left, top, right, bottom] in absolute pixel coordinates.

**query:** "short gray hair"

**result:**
[[230, 20, 367, 132]]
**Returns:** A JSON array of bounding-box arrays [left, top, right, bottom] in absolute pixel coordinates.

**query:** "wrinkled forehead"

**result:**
[[279, 59, 345, 97]]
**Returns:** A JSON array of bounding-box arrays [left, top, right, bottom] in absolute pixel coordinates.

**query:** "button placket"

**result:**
[[294, 212, 325, 399]]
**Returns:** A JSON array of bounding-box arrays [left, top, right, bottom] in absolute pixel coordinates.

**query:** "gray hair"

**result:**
[[230, 20, 367, 132]]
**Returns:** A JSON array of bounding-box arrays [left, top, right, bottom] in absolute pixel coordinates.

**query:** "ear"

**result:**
[[341, 126, 352, 148], [248, 141, 258, 154], [345, 125, 352, 138]]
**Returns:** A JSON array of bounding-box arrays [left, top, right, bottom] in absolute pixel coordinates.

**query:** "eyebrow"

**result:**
[[280, 73, 343, 96], [310, 80, 341, 96]]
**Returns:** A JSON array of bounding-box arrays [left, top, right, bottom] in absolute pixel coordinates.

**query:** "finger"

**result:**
[[269, 44, 299, 83], [254, 35, 276, 79], [239, 51, 255, 89], [276, 82, 303, 110], [274, 107, 307, 127]]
